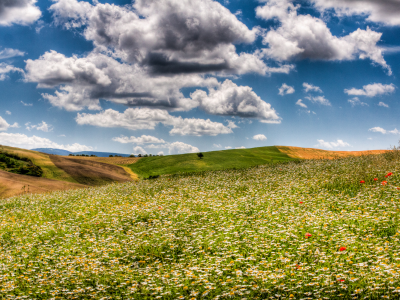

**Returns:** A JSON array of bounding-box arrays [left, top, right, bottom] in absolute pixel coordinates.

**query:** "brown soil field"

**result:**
[[68, 156, 140, 180], [49, 155, 134, 186], [0, 170, 86, 199], [277, 146, 389, 160]]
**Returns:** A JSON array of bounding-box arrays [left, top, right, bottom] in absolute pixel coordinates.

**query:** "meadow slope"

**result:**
[[128, 146, 295, 178], [0, 152, 399, 299]]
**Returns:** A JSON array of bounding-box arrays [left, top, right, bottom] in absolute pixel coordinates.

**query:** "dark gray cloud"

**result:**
[[0, 0, 41, 26]]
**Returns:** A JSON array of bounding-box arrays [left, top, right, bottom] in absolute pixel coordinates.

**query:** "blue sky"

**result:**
[[0, 0, 399, 155]]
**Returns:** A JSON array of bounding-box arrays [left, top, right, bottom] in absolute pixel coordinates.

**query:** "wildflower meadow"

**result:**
[[0, 153, 400, 299]]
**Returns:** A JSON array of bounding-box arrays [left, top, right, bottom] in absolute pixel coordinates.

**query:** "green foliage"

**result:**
[[0, 151, 43, 177], [128, 146, 295, 178], [197, 152, 204, 159]]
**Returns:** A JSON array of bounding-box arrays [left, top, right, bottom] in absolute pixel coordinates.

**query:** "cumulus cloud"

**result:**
[[25, 121, 53, 132], [112, 135, 165, 145], [191, 79, 281, 123], [303, 83, 322, 93], [48, 0, 290, 77], [133, 146, 147, 155], [348, 97, 368, 107], [236, 146, 246, 149], [76, 108, 233, 136], [0, 0, 41, 26], [378, 102, 389, 108], [253, 134, 267, 141], [310, 0, 400, 26], [0, 116, 18, 131], [5, 111, 11, 115], [0, 132, 92, 151], [225, 146, 232, 149], [256, 0, 391, 74], [316, 139, 351, 149], [278, 83, 295, 96], [0, 48, 25, 59], [305, 96, 331, 106], [344, 83, 395, 97], [213, 144, 222, 148], [0, 63, 23, 81], [296, 99, 307, 108], [168, 141, 199, 155], [369, 127, 400, 135]]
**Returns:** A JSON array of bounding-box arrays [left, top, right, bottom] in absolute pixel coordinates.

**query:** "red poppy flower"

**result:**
[[305, 233, 312, 238], [382, 181, 388, 185], [397, 187, 400, 190], [339, 247, 346, 251], [374, 178, 378, 181], [338, 279, 345, 282], [299, 201, 303, 204], [359, 180, 365, 183], [387, 172, 393, 177]]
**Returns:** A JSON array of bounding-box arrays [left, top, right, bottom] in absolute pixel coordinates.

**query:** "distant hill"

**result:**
[[32, 148, 131, 157]]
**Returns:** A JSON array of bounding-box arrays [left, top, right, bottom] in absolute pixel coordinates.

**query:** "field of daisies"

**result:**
[[1, 152, 400, 300]]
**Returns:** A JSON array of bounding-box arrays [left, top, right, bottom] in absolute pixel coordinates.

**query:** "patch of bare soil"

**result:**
[[49, 155, 133, 186], [0, 170, 86, 199], [277, 146, 389, 160]]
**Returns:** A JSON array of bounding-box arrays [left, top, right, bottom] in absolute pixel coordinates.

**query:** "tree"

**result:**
[[129, 154, 135, 157], [138, 154, 142, 157], [197, 152, 204, 159], [109, 155, 114, 157]]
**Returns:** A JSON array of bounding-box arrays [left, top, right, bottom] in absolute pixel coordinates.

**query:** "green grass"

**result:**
[[128, 146, 296, 178]]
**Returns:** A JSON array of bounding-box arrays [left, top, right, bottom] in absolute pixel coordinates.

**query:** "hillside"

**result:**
[[128, 146, 296, 178], [0, 145, 136, 198], [0, 153, 399, 298]]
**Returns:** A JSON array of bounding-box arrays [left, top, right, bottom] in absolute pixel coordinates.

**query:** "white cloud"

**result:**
[[133, 146, 147, 155], [256, 0, 391, 74], [278, 83, 295, 96], [369, 127, 400, 135], [112, 135, 165, 145], [225, 146, 232, 149], [157, 151, 164, 156], [48, 0, 290, 77], [25, 121, 53, 132], [0, 0, 41, 26], [213, 144, 222, 148], [0, 117, 9, 131], [316, 139, 351, 149], [76, 108, 233, 136], [348, 97, 368, 107], [296, 99, 308, 108], [344, 83, 395, 97], [0, 48, 25, 59], [168, 142, 199, 155], [0, 132, 92, 151], [191, 79, 281, 123], [378, 102, 389, 108], [0, 63, 23, 81], [0, 117, 18, 131], [310, 0, 400, 26], [305, 96, 331, 106], [253, 134, 267, 141], [21, 101, 33, 107], [235, 146, 246, 149], [5, 111, 11, 115], [303, 83, 322, 93]]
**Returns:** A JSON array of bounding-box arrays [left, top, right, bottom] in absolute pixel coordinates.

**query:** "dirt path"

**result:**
[[0, 170, 86, 199], [277, 146, 388, 159], [49, 155, 133, 186]]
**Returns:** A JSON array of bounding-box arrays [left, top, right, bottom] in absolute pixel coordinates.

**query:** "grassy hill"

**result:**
[[128, 146, 296, 178], [0, 152, 399, 298]]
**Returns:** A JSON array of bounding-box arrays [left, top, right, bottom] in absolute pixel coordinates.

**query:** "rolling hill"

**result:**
[[32, 148, 132, 157]]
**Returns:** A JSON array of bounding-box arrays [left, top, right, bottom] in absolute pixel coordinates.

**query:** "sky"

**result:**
[[0, 0, 400, 155]]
